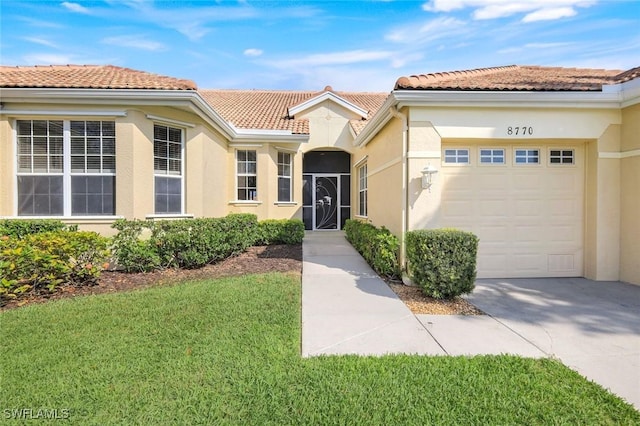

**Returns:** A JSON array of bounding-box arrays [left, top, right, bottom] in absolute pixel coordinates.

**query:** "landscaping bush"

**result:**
[[110, 219, 161, 273], [344, 219, 400, 278], [256, 219, 305, 245], [0, 219, 77, 238], [405, 228, 479, 299], [0, 231, 110, 300], [111, 214, 260, 271]]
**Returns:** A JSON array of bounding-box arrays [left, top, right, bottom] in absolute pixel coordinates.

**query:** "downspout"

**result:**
[[390, 105, 408, 277]]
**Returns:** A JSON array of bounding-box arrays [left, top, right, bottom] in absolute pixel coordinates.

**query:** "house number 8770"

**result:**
[[507, 126, 533, 135]]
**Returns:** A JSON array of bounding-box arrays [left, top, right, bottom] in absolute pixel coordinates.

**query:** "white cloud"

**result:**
[[244, 48, 263, 57], [422, 0, 596, 22], [61, 2, 91, 14], [23, 37, 58, 48], [23, 53, 75, 64], [101, 35, 166, 51], [523, 7, 577, 22], [386, 16, 467, 44], [265, 50, 395, 69]]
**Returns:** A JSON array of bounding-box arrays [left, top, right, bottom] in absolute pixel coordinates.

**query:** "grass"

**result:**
[[2, 272, 638, 425]]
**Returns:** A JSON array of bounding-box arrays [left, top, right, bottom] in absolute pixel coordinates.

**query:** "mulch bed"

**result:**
[[1, 244, 483, 316]]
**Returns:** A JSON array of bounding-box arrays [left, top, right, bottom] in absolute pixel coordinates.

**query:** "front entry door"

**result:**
[[313, 175, 338, 230]]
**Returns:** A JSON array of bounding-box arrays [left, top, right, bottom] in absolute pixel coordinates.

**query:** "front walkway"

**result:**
[[301, 231, 542, 358]]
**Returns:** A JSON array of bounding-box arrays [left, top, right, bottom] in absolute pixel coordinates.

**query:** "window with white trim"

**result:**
[[237, 150, 257, 201], [153, 124, 183, 214], [277, 152, 292, 202], [444, 149, 469, 164], [358, 163, 367, 217], [514, 149, 540, 164], [549, 149, 574, 165], [479, 148, 505, 164], [16, 119, 116, 216]]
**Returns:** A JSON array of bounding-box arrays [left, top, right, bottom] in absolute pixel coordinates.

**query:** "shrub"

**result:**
[[405, 228, 479, 299], [0, 231, 110, 300], [256, 219, 305, 245], [0, 219, 77, 238], [344, 219, 400, 278], [110, 219, 161, 273], [111, 214, 260, 271]]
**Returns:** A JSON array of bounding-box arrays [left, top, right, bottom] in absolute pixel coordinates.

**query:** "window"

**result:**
[[549, 149, 574, 165], [237, 150, 257, 201], [277, 152, 292, 202], [479, 148, 505, 164], [16, 119, 115, 216], [70, 121, 115, 215], [154, 124, 182, 214], [515, 149, 540, 164], [444, 149, 469, 164], [358, 164, 367, 217]]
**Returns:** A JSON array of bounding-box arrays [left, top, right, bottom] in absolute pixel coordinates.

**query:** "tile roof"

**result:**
[[199, 89, 387, 135], [0, 65, 197, 90], [394, 65, 629, 91]]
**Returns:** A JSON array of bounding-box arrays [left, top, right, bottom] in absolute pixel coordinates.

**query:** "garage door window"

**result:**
[[444, 149, 469, 164], [549, 149, 574, 165], [515, 149, 540, 164], [479, 149, 505, 164]]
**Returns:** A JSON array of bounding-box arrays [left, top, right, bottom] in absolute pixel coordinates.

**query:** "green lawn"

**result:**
[[2, 272, 638, 425]]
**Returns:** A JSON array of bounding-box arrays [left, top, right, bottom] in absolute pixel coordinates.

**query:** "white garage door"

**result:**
[[440, 143, 584, 278]]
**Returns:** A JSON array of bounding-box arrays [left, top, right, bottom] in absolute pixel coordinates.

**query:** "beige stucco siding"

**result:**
[[355, 115, 404, 236], [300, 101, 362, 154], [620, 104, 640, 284], [0, 117, 14, 216]]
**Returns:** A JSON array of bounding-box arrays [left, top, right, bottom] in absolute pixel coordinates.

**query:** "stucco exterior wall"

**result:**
[[620, 104, 640, 284], [0, 117, 14, 216], [300, 100, 362, 154], [356, 115, 404, 237]]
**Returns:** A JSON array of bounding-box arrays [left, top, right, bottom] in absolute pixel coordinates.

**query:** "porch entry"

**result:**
[[302, 151, 351, 230]]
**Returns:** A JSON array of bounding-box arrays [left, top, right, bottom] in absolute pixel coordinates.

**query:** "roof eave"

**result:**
[[354, 88, 635, 147], [288, 91, 369, 119]]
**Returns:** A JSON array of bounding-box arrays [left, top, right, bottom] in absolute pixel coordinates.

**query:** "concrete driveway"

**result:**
[[465, 278, 640, 410]]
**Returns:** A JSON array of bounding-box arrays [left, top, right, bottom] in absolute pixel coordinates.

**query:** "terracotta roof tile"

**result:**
[[613, 66, 640, 84], [394, 65, 628, 91], [199, 89, 387, 135], [0, 65, 197, 90]]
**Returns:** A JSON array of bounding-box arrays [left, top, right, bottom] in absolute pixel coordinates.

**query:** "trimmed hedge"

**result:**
[[0, 230, 110, 300], [110, 215, 303, 272], [405, 228, 479, 299], [255, 219, 305, 245], [344, 219, 400, 278], [0, 219, 77, 238]]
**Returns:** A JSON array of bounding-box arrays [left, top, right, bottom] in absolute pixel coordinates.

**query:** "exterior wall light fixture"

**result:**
[[421, 164, 438, 191]]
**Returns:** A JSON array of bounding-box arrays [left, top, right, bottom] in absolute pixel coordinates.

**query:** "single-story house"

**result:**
[[1, 64, 638, 284]]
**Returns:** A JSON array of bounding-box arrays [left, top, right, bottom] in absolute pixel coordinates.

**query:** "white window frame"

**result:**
[[277, 151, 292, 202], [15, 119, 117, 217], [153, 123, 184, 215], [236, 149, 258, 201], [514, 148, 541, 165], [443, 148, 470, 165], [479, 148, 505, 165], [549, 148, 575, 165], [357, 163, 367, 217]]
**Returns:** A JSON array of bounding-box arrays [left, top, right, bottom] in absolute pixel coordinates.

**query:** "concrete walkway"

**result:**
[[302, 231, 543, 358], [301, 231, 640, 410]]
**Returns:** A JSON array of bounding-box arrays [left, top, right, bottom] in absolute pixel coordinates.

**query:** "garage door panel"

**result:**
[[476, 224, 510, 244], [479, 199, 509, 216], [441, 143, 584, 278], [548, 198, 579, 217], [442, 200, 473, 217], [477, 173, 508, 189]]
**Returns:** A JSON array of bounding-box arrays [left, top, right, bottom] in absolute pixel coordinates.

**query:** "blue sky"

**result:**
[[1, 1, 639, 91]]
